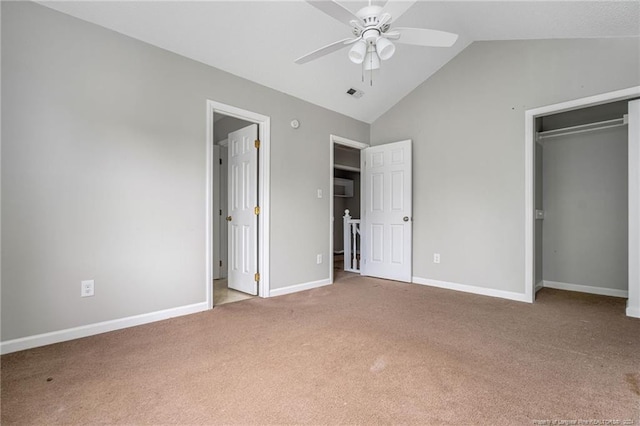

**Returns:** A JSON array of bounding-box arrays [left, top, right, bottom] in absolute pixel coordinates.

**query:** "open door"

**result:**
[[361, 140, 412, 282], [227, 124, 258, 295]]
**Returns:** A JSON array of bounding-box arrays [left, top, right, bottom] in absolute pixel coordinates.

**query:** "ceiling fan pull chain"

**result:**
[[370, 54, 373, 86]]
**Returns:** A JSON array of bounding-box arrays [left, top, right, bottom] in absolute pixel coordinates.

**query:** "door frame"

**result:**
[[206, 100, 271, 308], [524, 86, 640, 317], [329, 135, 369, 283]]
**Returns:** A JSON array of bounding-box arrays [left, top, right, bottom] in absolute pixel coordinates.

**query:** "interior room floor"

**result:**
[[213, 278, 254, 306], [334, 252, 361, 272], [2, 273, 638, 424], [334, 253, 359, 282]]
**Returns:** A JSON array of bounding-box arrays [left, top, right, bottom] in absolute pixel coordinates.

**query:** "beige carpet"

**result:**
[[2, 273, 639, 425]]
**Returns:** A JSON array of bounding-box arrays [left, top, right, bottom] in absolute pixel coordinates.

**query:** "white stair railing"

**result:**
[[343, 209, 361, 273]]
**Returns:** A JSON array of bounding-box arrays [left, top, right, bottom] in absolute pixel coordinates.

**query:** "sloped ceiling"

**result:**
[[39, 1, 640, 123]]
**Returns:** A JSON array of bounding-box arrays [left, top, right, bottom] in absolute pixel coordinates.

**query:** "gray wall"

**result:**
[[1, 2, 368, 341], [370, 38, 640, 293], [542, 126, 628, 291]]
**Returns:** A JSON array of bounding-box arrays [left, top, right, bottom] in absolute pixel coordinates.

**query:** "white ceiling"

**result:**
[[39, 1, 640, 123]]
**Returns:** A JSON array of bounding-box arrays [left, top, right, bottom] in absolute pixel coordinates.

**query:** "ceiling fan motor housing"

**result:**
[[362, 28, 380, 44], [354, 6, 391, 45], [356, 5, 383, 26]]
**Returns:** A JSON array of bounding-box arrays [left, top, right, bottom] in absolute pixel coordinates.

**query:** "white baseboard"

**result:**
[[535, 280, 544, 293], [542, 280, 628, 298], [0, 302, 209, 355], [269, 278, 332, 297], [412, 277, 530, 303], [626, 305, 640, 318]]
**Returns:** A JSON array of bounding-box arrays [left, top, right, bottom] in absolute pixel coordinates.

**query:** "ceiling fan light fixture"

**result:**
[[348, 40, 367, 64], [376, 37, 395, 60]]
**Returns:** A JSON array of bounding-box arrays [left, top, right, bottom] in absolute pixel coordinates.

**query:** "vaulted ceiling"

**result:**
[[39, 1, 640, 123]]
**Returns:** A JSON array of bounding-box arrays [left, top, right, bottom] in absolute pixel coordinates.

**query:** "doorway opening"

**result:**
[[330, 135, 368, 283], [329, 135, 414, 284], [212, 113, 255, 305], [206, 101, 271, 309], [525, 87, 640, 317]]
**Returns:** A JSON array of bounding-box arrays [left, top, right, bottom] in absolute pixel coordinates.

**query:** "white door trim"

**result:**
[[329, 135, 369, 283], [206, 100, 271, 308], [524, 86, 640, 312]]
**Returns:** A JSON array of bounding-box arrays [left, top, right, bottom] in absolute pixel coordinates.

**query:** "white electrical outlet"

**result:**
[[81, 280, 95, 297], [433, 253, 441, 264], [317, 254, 323, 264]]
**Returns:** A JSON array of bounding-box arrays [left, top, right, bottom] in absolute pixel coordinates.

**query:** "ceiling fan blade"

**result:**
[[306, 1, 360, 26], [295, 38, 360, 64], [383, 31, 401, 40], [381, 0, 416, 22], [391, 27, 459, 47], [377, 13, 392, 29]]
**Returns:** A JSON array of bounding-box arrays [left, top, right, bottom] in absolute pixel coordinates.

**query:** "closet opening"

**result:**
[[535, 100, 631, 298], [526, 88, 640, 317]]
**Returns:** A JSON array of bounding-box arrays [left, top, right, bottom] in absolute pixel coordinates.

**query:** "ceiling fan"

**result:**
[[295, 0, 458, 75]]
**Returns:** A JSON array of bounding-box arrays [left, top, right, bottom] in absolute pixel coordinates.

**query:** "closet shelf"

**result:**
[[537, 115, 628, 141], [334, 163, 360, 172]]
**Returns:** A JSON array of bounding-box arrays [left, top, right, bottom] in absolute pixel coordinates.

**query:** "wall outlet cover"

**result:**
[[81, 280, 95, 297]]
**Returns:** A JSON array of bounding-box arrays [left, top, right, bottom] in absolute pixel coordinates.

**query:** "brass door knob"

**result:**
[[226, 216, 232, 222]]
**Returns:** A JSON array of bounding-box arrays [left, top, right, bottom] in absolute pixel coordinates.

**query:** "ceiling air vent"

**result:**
[[346, 88, 364, 99]]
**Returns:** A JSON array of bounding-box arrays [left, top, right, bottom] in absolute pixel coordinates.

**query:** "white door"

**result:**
[[361, 140, 412, 282], [228, 124, 258, 295]]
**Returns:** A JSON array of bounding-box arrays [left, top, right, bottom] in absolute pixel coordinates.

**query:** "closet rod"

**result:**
[[537, 115, 628, 141]]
